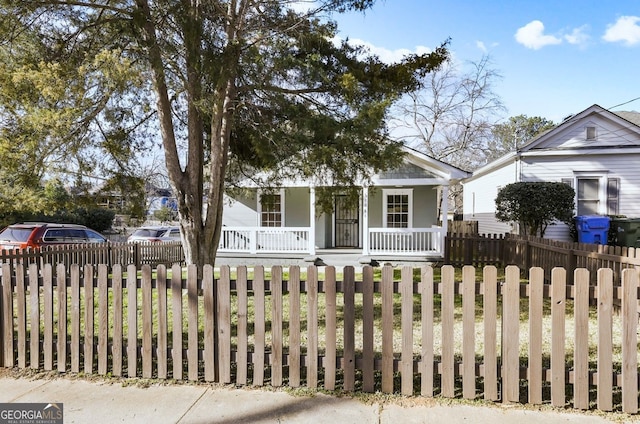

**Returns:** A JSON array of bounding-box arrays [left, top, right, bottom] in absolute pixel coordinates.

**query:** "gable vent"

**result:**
[[586, 126, 596, 140]]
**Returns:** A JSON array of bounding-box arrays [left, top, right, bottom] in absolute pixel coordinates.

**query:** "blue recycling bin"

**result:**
[[575, 215, 610, 244]]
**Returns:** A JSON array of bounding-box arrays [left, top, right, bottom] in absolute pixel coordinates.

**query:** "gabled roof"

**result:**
[[399, 145, 470, 181], [369, 145, 470, 186], [519, 104, 640, 152], [615, 110, 640, 127], [467, 104, 640, 182], [234, 144, 469, 188]]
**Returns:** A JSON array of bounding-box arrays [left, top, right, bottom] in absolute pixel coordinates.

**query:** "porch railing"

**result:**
[[219, 226, 445, 256], [219, 227, 313, 254], [367, 227, 444, 255]]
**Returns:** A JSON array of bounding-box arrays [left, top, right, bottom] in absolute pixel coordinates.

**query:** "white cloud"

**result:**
[[334, 36, 432, 63], [564, 25, 590, 46], [288, 0, 316, 14], [603, 16, 640, 46], [475, 40, 499, 53], [515, 20, 562, 50]]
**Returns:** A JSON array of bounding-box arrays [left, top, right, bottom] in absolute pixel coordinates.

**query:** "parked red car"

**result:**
[[0, 222, 107, 251]]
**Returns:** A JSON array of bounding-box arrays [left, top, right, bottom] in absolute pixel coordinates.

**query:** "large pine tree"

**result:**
[[2, 1, 449, 264]]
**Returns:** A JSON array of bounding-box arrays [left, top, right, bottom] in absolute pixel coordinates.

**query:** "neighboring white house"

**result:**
[[221, 146, 469, 258], [462, 104, 640, 241]]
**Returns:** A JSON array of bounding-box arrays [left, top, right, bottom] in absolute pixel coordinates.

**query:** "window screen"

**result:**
[[577, 178, 599, 215]]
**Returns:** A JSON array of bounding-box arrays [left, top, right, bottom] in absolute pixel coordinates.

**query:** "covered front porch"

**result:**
[[219, 181, 452, 258], [220, 146, 468, 260]]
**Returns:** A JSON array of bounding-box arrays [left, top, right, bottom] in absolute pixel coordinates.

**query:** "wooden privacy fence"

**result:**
[[446, 233, 640, 285], [445, 233, 505, 267], [1, 262, 639, 414], [504, 235, 640, 285], [445, 220, 479, 235]]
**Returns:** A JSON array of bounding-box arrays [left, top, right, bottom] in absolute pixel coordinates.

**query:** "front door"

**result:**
[[335, 195, 359, 247]]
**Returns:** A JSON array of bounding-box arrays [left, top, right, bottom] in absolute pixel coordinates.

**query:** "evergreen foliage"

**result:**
[[1, 1, 450, 264], [495, 182, 575, 237]]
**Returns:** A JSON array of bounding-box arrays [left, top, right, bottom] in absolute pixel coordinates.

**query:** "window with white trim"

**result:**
[[383, 189, 412, 228], [562, 175, 619, 216], [259, 191, 284, 227], [577, 178, 600, 215]]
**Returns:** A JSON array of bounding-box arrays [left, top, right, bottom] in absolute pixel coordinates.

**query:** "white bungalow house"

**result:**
[[219, 146, 469, 260], [462, 104, 640, 241]]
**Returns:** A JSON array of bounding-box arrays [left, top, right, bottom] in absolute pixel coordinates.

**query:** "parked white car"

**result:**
[[127, 226, 180, 243]]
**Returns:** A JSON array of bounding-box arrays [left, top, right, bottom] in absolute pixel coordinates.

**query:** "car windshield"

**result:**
[[132, 228, 166, 238], [0, 227, 35, 242], [86, 230, 106, 242]]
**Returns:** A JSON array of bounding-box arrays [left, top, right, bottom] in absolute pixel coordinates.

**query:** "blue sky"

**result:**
[[330, 0, 640, 123]]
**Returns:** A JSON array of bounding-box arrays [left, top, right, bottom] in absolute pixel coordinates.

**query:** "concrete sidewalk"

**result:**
[[0, 373, 626, 424]]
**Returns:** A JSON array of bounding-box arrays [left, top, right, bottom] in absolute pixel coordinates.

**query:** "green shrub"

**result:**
[[495, 182, 575, 237]]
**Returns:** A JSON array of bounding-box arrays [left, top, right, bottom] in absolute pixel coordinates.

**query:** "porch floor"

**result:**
[[215, 248, 442, 269]]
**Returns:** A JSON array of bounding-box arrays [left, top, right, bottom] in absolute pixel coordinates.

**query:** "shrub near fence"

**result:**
[[1, 262, 639, 414]]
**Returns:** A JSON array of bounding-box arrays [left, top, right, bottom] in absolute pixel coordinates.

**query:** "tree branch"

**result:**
[[28, 0, 133, 16]]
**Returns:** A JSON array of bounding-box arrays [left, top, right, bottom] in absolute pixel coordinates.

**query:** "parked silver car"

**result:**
[[127, 226, 180, 243]]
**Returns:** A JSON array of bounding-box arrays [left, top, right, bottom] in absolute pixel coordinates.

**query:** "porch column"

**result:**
[[362, 185, 369, 255], [440, 185, 450, 251], [309, 186, 316, 255]]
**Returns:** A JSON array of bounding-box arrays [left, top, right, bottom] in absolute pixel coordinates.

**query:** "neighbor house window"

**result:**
[[586, 126, 596, 140], [563, 175, 619, 216], [259, 191, 284, 227], [577, 178, 600, 215], [383, 189, 412, 228]]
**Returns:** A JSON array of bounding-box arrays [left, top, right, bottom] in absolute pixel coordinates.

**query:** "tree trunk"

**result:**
[[135, 0, 231, 266], [176, 75, 235, 266], [135, 0, 244, 266]]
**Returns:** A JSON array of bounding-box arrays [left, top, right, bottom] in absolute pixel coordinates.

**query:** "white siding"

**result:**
[[543, 222, 572, 242], [466, 213, 513, 234], [517, 152, 640, 242], [222, 193, 258, 227], [521, 154, 640, 218], [462, 161, 517, 234]]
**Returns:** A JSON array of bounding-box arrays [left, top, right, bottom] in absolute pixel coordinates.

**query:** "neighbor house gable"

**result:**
[[519, 104, 640, 152], [464, 104, 640, 184]]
